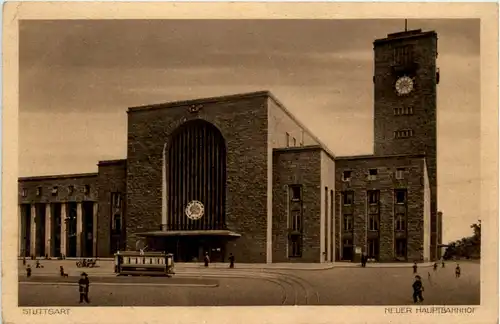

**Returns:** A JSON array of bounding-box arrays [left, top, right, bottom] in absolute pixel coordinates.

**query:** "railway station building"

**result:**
[[18, 28, 442, 263]]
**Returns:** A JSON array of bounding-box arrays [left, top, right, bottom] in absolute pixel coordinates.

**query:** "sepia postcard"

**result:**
[[2, 2, 499, 324]]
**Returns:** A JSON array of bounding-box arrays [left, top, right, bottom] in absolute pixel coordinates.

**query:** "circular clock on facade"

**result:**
[[395, 76, 414, 96], [185, 200, 205, 220]]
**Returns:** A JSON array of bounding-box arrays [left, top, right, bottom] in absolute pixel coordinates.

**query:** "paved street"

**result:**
[[18, 260, 480, 306]]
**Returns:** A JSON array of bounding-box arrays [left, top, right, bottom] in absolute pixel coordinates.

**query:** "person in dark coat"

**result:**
[[433, 262, 438, 271], [78, 272, 90, 304], [455, 264, 461, 278], [228, 253, 235, 268], [412, 275, 424, 303], [442, 260, 445, 268], [412, 262, 418, 274], [26, 265, 32, 278], [204, 252, 210, 268]]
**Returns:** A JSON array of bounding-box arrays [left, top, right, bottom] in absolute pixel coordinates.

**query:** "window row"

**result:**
[[394, 129, 414, 139], [342, 213, 407, 231], [342, 238, 407, 259], [342, 189, 407, 205], [342, 168, 406, 181], [20, 185, 91, 198], [394, 107, 414, 115]]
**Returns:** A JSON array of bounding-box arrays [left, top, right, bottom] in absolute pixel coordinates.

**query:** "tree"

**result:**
[[443, 221, 481, 260]]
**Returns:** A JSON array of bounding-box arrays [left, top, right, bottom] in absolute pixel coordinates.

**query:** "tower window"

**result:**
[[36, 186, 42, 196], [343, 214, 353, 231], [84, 185, 91, 195], [342, 170, 352, 181], [293, 137, 297, 147], [21, 188, 27, 197], [395, 213, 406, 231], [368, 169, 378, 181], [68, 185, 74, 195], [368, 190, 380, 204], [368, 214, 379, 231], [285, 132, 290, 147], [394, 107, 414, 115], [395, 168, 405, 180], [395, 238, 407, 258], [290, 185, 302, 201], [394, 129, 414, 139], [393, 45, 414, 66], [395, 189, 407, 204], [343, 191, 354, 205], [51, 186, 58, 196]]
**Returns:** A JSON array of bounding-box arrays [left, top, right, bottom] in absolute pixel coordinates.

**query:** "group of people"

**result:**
[[203, 252, 235, 268], [411, 260, 463, 304]]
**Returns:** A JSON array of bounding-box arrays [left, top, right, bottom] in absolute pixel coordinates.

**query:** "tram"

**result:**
[[114, 251, 175, 277]]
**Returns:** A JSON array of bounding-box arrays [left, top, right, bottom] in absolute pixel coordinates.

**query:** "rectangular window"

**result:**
[[289, 238, 302, 257], [291, 209, 302, 232], [36, 187, 42, 196], [290, 185, 302, 202], [21, 188, 27, 197], [111, 192, 123, 232], [343, 191, 354, 205], [394, 107, 414, 116], [395, 213, 406, 231], [393, 45, 414, 66], [368, 190, 380, 204], [51, 186, 58, 196], [395, 168, 405, 180], [367, 239, 380, 260], [368, 214, 379, 231], [342, 170, 352, 182], [343, 214, 353, 231], [84, 185, 90, 195], [395, 238, 407, 258], [395, 189, 407, 204], [68, 185, 74, 195], [394, 129, 414, 139], [368, 169, 377, 181]]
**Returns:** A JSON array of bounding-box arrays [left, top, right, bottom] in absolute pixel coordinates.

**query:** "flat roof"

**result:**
[[374, 29, 437, 45], [273, 145, 335, 161], [128, 90, 336, 159], [98, 159, 127, 166], [128, 90, 271, 113], [19, 172, 98, 182], [335, 153, 426, 161]]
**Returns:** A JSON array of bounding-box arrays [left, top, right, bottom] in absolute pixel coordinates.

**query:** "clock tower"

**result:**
[[372, 29, 440, 260]]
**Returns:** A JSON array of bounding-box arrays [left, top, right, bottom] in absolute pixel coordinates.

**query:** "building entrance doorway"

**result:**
[[148, 236, 227, 263]]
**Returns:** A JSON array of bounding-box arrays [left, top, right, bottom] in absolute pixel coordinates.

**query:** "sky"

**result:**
[[19, 19, 480, 243]]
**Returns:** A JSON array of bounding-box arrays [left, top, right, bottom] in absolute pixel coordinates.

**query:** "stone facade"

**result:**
[[272, 147, 322, 263], [96, 159, 127, 257], [372, 30, 439, 260], [17, 28, 440, 263], [335, 154, 431, 262]]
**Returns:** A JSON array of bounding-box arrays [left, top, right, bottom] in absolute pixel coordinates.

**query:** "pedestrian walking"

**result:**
[[78, 272, 90, 304], [433, 262, 438, 271], [442, 260, 445, 268], [412, 261, 418, 274], [22, 257, 26, 266], [412, 275, 425, 304], [204, 252, 210, 268], [455, 264, 461, 278], [26, 265, 32, 278], [60, 266, 68, 277], [229, 253, 235, 269]]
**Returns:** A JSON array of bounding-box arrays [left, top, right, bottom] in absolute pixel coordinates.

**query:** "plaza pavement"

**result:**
[[18, 259, 479, 306], [18, 258, 434, 277]]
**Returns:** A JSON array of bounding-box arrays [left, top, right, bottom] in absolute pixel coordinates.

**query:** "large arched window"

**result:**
[[167, 119, 227, 231]]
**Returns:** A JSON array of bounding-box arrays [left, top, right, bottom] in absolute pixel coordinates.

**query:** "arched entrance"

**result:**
[[163, 119, 228, 262]]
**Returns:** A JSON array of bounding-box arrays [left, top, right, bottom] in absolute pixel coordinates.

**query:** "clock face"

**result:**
[[185, 200, 205, 220], [395, 76, 414, 96]]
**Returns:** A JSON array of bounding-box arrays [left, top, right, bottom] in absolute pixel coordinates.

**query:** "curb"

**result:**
[[19, 282, 218, 288]]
